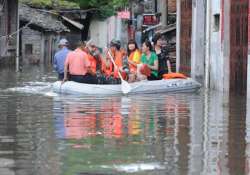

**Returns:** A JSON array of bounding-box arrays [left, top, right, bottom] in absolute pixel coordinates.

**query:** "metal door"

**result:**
[[230, 0, 248, 95], [179, 0, 192, 76]]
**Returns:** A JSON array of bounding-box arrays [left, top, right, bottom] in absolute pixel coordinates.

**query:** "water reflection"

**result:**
[[53, 94, 198, 175], [228, 95, 246, 175]]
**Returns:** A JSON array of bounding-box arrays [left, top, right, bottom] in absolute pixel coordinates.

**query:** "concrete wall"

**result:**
[[89, 19, 109, 49], [22, 27, 42, 64], [176, 0, 181, 72], [208, 1, 223, 90], [221, 1, 230, 94], [191, 0, 206, 83], [89, 16, 128, 50], [157, 0, 167, 26], [207, 0, 230, 94], [21, 27, 60, 65], [176, 0, 230, 93]]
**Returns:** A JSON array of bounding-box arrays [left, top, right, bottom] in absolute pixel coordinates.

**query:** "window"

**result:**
[[25, 44, 33, 55], [214, 14, 220, 32]]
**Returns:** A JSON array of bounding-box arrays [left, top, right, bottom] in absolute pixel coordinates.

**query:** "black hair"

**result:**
[[127, 39, 138, 56], [110, 39, 121, 50], [152, 33, 162, 45], [143, 40, 153, 51], [76, 41, 86, 48]]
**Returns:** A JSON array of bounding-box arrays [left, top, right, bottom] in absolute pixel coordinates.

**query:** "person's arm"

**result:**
[[128, 59, 137, 67], [148, 59, 158, 71], [53, 55, 57, 71], [147, 53, 158, 71], [62, 56, 69, 83], [167, 59, 172, 73], [87, 66, 95, 75]]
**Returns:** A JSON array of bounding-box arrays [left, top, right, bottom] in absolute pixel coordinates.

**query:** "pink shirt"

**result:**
[[65, 48, 90, 76]]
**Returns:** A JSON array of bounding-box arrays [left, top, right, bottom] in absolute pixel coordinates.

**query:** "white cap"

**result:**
[[58, 38, 68, 46]]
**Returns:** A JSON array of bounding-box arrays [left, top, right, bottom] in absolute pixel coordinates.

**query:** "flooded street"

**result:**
[[0, 65, 248, 175]]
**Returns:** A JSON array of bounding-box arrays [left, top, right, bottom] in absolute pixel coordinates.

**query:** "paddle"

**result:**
[[107, 49, 132, 94]]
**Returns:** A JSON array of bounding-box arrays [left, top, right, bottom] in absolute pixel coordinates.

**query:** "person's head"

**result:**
[[127, 39, 138, 54], [110, 39, 121, 50], [58, 38, 68, 48], [142, 40, 152, 53], [76, 41, 86, 50], [152, 33, 162, 47], [87, 44, 94, 52]]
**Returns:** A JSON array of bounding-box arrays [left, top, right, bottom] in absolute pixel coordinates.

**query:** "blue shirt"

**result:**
[[53, 47, 70, 74]]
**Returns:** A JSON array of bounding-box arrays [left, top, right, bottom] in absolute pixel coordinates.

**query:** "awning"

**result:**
[[158, 24, 176, 34], [61, 16, 84, 30]]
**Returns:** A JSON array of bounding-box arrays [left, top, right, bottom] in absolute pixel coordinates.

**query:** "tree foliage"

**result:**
[[20, 0, 129, 18], [20, 0, 80, 9], [66, 0, 129, 18], [20, 0, 128, 18]]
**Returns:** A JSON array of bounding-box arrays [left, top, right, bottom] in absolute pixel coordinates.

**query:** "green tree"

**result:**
[[67, 0, 128, 18], [20, 0, 128, 18], [20, 0, 80, 9]]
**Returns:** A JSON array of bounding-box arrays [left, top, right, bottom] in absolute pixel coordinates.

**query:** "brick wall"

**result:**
[[22, 27, 42, 64], [168, 0, 176, 13]]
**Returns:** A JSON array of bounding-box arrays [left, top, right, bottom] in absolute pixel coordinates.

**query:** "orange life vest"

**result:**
[[87, 54, 97, 74], [162, 73, 187, 79]]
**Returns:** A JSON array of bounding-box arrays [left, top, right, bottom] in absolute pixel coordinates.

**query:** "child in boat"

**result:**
[[126, 39, 141, 82]]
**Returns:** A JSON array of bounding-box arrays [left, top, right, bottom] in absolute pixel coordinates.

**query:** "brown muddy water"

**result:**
[[0, 65, 248, 175]]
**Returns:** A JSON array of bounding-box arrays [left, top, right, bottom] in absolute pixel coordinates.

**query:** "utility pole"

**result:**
[[16, 1, 20, 72], [154, 0, 158, 13], [166, 0, 168, 25]]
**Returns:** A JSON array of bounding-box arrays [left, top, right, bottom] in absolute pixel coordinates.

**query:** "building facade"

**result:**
[[19, 4, 69, 65], [0, 0, 18, 65], [176, 0, 249, 98]]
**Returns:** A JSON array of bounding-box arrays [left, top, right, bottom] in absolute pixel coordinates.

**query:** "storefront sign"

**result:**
[[142, 13, 160, 26], [117, 11, 130, 19]]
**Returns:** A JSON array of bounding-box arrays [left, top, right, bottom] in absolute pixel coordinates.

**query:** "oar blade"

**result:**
[[121, 80, 132, 94]]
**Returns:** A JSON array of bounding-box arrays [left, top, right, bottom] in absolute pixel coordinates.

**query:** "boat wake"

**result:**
[[3, 81, 58, 97]]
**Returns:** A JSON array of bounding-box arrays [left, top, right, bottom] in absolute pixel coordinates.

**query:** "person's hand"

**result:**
[[62, 78, 67, 84], [89, 70, 96, 76]]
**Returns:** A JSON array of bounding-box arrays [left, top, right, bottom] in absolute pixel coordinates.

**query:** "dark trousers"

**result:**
[[158, 69, 168, 79], [69, 74, 98, 84], [147, 74, 159, 81], [58, 73, 64, 80]]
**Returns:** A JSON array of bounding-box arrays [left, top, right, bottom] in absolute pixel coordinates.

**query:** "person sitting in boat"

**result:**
[[89, 44, 103, 75], [139, 40, 159, 80], [127, 39, 141, 82], [84, 43, 98, 75], [53, 38, 70, 80], [85, 43, 106, 84], [102, 39, 127, 84], [152, 33, 172, 79], [62, 41, 98, 84]]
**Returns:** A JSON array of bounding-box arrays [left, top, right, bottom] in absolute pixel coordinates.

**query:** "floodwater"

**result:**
[[0, 65, 248, 175]]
